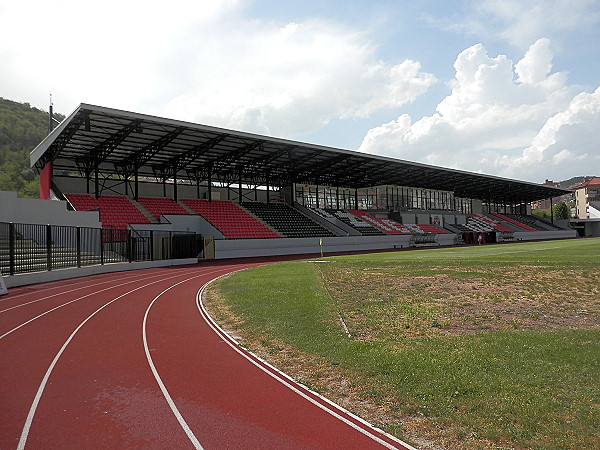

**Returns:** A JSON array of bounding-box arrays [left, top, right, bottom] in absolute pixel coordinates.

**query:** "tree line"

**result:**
[[0, 97, 64, 198]]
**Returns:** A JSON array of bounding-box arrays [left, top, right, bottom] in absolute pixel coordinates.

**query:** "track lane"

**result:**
[[1, 261, 413, 449], [0, 266, 214, 449], [0, 271, 171, 338], [146, 266, 411, 449]]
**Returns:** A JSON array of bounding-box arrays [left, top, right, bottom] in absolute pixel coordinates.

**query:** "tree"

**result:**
[[553, 201, 570, 220], [0, 98, 64, 198], [532, 209, 551, 220]]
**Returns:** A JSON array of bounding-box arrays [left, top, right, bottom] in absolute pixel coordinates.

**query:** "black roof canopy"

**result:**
[[31, 103, 571, 203]]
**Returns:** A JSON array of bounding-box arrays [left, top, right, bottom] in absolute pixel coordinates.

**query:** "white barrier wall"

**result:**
[[4, 258, 198, 288], [0, 191, 101, 227], [214, 235, 417, 259], [514, 230, 577, 241]]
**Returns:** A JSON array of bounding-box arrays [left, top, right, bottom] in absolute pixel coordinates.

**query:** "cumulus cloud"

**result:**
[[494, 87, 600, 178], [358, 38, 597, 181], [0, 0, 435, 137]]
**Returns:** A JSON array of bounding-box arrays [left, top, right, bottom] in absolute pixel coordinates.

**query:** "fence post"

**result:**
[[127, 230, 132, 263], [8, 223, 15, 276], [149, 230, 154, 261], [46, 224, 52, 271], [100, 228, 104, 265], [76, 227, 81, 267]]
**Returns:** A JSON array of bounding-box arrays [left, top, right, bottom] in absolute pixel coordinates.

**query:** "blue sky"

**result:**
[[1, 0, 598, 183]]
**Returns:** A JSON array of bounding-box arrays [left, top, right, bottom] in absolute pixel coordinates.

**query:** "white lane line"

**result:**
[[0, 267, 206, 340], [0, 272, 150, 313], [141, 266, 238, 450], [16, 267, 213, 450], [0, 273, 165, 340], [0, 271, 149, 303], [196, 274, 417, 450]]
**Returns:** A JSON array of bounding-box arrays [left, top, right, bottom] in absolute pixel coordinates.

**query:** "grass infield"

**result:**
[[205, 238, 600, 449]]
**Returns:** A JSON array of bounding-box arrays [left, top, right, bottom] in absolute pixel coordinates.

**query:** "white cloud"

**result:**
[[358, 39, 597, 182], [161, 20, 436, 137], [455, 0, 600, 49], [494, 87, 600, 178], [0, 0, 436, 138]]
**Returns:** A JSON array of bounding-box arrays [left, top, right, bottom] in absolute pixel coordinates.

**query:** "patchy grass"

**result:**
[[204, 238, 600, 449]]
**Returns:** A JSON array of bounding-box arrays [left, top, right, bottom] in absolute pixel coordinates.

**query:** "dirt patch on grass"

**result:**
[[318, 265, 600, 340]]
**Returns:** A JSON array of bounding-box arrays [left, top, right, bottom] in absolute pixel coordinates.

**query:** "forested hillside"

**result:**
[[0, 98, 64, 198]]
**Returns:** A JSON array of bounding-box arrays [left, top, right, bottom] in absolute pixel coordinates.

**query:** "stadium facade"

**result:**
[[1, 103, 579, 284]]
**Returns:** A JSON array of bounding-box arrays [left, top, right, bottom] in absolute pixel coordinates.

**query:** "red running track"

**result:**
[[0, 261, 414, 449]]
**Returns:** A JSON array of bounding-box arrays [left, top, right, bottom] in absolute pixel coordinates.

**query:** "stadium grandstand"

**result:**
[[2, 102, 577, 279]]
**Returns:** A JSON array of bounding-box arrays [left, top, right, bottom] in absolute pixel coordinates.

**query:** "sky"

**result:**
[[1, 0, 599, 183]]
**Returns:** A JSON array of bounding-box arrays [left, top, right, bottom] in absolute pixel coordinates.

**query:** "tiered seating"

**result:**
[[182, 199, 280, 239], [489, 213, 537, 231], [97, 196, 151, 228], [504, 213, 561, 231], [137, 197, 189, 219], [66, 194, 151, 228], [67, 193, 99, 211], [467, 214, 513, 232], [347, 210, 412, 235], [447, 223, 472, 233], [242, 202, 335, 238], [403, 224, 447, 234], [324, 210, 385, 236]]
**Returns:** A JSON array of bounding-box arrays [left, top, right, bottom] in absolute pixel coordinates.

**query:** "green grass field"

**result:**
[[205, 239, 600, 449]]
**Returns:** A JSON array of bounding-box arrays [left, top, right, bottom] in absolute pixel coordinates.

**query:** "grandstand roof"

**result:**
[[30, 103, 571, 203]]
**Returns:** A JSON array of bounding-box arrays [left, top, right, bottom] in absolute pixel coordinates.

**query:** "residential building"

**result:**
[[570, 177, 600, 219]]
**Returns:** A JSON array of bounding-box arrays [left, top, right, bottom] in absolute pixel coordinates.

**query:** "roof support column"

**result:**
[[336, 186, 339, 209], [316, 181, 320, 209], [238, 166, 243, 203], [354, 187, 358, 210], [550, 196, 554, 224], [266, 170, 270, 204], [207, 163, 213, 202], [94, 163, 99, 199], [173, 162, 178, 202], [134, 163, 139, 201], [386, 186, 389, 210]]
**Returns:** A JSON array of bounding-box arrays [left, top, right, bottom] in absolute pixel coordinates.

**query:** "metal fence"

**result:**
[[0, 222, 201, 276]]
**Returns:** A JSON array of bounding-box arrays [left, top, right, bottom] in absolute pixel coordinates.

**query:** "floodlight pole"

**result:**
[[48, 94, 57, 135]]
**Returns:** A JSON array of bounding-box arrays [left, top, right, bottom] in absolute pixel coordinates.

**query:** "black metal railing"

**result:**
[[0, 222, 200, 276]]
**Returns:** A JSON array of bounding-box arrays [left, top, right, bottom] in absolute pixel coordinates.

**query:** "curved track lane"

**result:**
[[0, 261, 413, 449]]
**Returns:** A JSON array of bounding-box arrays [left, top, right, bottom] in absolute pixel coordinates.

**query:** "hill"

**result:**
[[0, 97, 64, 198], [559, 176, 598, 189]]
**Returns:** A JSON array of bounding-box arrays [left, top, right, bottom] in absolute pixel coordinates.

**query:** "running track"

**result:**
[[1, 261, 413, 449]]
